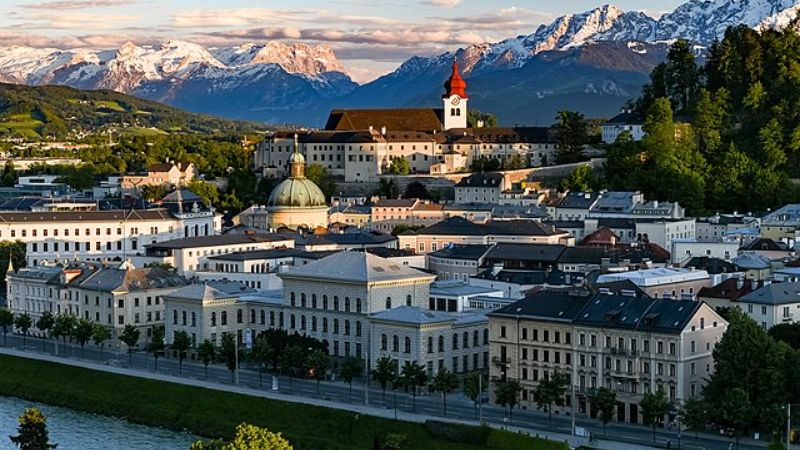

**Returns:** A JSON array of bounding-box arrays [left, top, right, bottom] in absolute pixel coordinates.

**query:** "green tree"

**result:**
[[51, 314, 75, 356], [172, 330, 192, 375], [0, 307, 13, 346], [197, 339, 216, 379], [558, 165, 599, 192], [305, 164, 337, 200], [9, 407, 56, 450], [494, 380, 522, 424], [719, 388, 753, 447], [372, 356, 397, 403], [91, 323, 111, 359], [431, 369, 458, 416], [14, 313, 32, 348], [35, 312, 55, 352], [403, 181, 431, 200], [147, 327, 166, 371], [640, 386, 670, 443], [190, 423, 292, 450], [588, 387, 616, 435], [277, 344, 305, 386], [219, 333, 238, 382], [339, 356, 364, 400], [533, 369, 569, 424], [249, 335, 272, 387], [467, 109, 497, 128], [386, 157, 410, 175], [72, 318, 93, 357], [463, 371, 487, 418], [188, 180, 220, 207], [769, 322, 800, 350], [554, 110, 588, 164], [470, 156, 501, 172], [119, 324, 141, 367], [375, 178, 399, 199], [679, 396, 709, 439], [664, 39, 699, 115], [306, 349, 329, 394], [398, 361, 428, 412]]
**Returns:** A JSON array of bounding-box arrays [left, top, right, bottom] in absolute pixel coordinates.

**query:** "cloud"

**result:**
[[170, 8, 310, 28], [19, 0, 136, 10], [11, 12, 141, 30], [421, 0, 461, 7]]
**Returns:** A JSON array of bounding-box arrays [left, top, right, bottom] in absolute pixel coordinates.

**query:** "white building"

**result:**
[[670, 238, 740, 264], [601, 111, 645, 144], [454, 173, 503, 204], [737, 282, 800, 329]]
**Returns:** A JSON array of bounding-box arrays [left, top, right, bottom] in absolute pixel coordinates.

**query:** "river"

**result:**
[[0, 396, 198, 450]]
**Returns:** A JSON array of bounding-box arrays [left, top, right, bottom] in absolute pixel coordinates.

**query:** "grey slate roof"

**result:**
[[370, 305, 489, 325], [417, 217, 565, 237], [147, 233, 292, 250], [456, 172, 503, 188], [484, 243, 565, 263], [280, 251, 434, 283], [70, 266, 188, 292], [739, 282, 800, 305], [429, 244, 493, 260], [207, 248, 324, 261]]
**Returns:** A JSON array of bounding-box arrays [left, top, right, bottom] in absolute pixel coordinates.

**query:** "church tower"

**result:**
[[442, 61, 468, 130]]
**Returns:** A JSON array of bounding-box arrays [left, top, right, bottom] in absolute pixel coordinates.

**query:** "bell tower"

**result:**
[[442, 60, 468, 130]]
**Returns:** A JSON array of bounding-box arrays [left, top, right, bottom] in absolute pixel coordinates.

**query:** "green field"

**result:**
[[115, 127, 169, 137], [0, 355, 565, 450], [93, 100, 126, 112], [0, 113, 44, 138]]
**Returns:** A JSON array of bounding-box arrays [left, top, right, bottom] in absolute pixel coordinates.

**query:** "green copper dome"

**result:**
[[267, 177, 327, 208]]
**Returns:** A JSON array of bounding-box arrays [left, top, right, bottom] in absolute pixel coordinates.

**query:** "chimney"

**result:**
[[369, 126, 374, 132], [381, 126, 387, 135]]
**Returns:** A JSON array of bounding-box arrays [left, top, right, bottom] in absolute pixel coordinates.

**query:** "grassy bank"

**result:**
[[0, 355, 567, 450]]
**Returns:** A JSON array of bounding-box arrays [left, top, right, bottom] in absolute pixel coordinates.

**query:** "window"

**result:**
[[333, 319, 339, 334], [427, 337, 434, 353], [381, 334, 387, 350], [500, 326, 506, 338], [172, 310, 178, 325], [406, 295, 412, 307], [211, 312, 217, 327], [452, 334, 458, 350], [323, 295, 328, 310], [438, 335, 444, 352], [393, 335, 399, 352], [221, 311, 227, 326], [404, 337, 411, 353], [385, 297, 392, 309], [237, 309, 243, 324]]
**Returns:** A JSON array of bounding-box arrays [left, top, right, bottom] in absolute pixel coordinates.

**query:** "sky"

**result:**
[[0, 0, 687, 83]]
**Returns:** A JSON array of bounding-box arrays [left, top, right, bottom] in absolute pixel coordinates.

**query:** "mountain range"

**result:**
[[1, 0, 799, 127]]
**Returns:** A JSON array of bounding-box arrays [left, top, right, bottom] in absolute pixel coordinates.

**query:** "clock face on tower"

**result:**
[[450, 95, 461, 106]]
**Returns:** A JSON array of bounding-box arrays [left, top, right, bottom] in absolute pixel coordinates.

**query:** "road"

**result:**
[[0, 333, 769, 450]]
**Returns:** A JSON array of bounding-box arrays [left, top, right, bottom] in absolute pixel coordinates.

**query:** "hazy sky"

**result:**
[[0, 0, 687, 82]]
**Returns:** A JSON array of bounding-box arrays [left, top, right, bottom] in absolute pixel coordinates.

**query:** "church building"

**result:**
[[255, 62, 559, 182]]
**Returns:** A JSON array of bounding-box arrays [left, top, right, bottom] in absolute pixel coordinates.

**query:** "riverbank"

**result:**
[[0, 353, 565, 450]]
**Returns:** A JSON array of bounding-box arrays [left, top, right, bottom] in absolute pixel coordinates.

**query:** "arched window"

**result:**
[[333, 318, 339, 334], [301, 315, 306, 330], [344, 320, 350, 335], [392, 335, 399, 352], [355, 321, 362, 337], [270, 311, 275, 326], [456, 108, 461, 116], [345, 297, 350, 312], [406, 294, 412, 306], [473, 330, 479, 346], [323, 295, 328, 310], [172, 309, 178, 325], [452, 333, 458, 350], [334, 296, 339, 311], [260, 310, 265, 325], [221, 311, 227, 326], [290, 314, 296, 329], [312, 294, 317, 309], [356, 298, 362, 314], [463, 331, 469, 348], [381, 334, 388, 350], [385, 297, 392, 309], [211, 312, 217, 327], [404, 337, 411, 354], [237, 309, 243, 324], [427, 336, 433, 353], [483, 328, 489, 345], [301, 293, 306, 308], [191, 312, 196, 327], [279, 312, 284, 328], [323, 318, 328, 333], [438, 335, 445, 352], [312, 316, 317, 331], [250, 309, 256, 324], [290, 292, 296, 307], [181, 310, 186, 325]]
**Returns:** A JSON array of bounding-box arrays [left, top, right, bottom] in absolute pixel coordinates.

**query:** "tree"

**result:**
[[188, 180, 220, 207], [399, 361, 428, 412], [249, 335, 273, 387], [9, 407, 57, 450], [35, 312, 55, 353], [494, 380, 522, 424], [219, 333, 238, 382], [463, 371, 487, 418], [339, 356, 364, 400], [119, 324, 141, 367], [640, 386, 670, 443], [431, 369, 458, 416], [467, 109, 497, 128], [14, 313, 32, 348], [588, 387, 616, 435], [91, 323, 110, 359], [719, 388, 753, 447], [190, 423, 292, 450], [197, 339, 216, 379], [305, 164, 337, 200], [51, 314, 75, 356], [277, 344, 305, 386], [147, 327, 166, 371], [72, 318, 93, 357], [679, 396, 709, 439], [172, 330, 192, 375], [533, 369, 569, 424], [558, 165, 599, 192], [664, 39, 699, 115], [372, 356, 397, 403], [386, 157, 410, 175], [375, 178, 399, 198], [403, 181, 431, 200], [554, 110, 588, 164], [471, 156, 501, 172], [770, 322, 800, 350], [306, 349, 329, 394], [0, 307, 13, 346]]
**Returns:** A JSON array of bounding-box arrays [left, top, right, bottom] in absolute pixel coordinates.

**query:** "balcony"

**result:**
[[491, 356, 510, 367], [612, 369, 638, 379]]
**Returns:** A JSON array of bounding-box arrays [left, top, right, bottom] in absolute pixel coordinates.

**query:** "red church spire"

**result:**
[[443, 60, 468, 99]]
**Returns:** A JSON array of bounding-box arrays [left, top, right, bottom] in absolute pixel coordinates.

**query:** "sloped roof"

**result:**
[[280, 251, 434, 283], [697, 278, 756, 301], [484, 243, 565, 263], [429, 244, 494, 261], [739, 282, 800, 305], [456, 172, 503, 188], [580, 227, 620, 246], [148, 233, 293, 250], [417, 216, 565, 237], [71, 266, 188, 293], [324, 108, 444, 131]]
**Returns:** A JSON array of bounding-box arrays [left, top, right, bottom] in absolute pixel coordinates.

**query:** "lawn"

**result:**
[[0, 113, 44, 138], [0, 355, 567, 450], [116, 126, 169, 137], [94, 100, 126, 112]]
